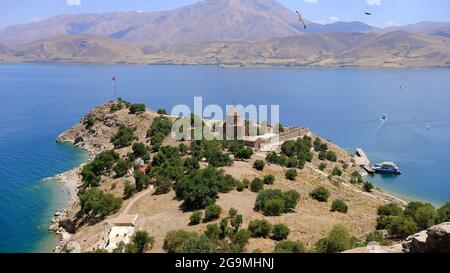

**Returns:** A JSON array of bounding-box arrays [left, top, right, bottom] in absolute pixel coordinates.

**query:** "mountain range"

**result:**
[[0, 0, 449, 67]]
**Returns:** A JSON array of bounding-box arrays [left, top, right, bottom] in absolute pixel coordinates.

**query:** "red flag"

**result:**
[[112, 76, 116, 81]]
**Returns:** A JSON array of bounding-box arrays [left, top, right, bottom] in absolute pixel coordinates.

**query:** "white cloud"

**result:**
[[304, 0, 319, 3], [329, 16, 340, 23], [66, 0, 81, 6], [367, 0, 381, 6]]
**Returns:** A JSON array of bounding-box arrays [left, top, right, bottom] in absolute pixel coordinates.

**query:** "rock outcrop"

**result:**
[[402, 222, 450, 253]]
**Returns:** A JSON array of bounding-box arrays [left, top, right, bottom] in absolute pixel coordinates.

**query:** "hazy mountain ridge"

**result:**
[[0, 0, 448, 67], [2, 30, 448, 67], [0, 0, 390, 46]]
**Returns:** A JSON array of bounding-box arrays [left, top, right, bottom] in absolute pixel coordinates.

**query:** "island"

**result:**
[[52, 100, 450, 253]]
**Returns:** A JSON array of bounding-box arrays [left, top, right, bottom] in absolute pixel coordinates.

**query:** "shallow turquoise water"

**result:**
[[0, 64, 448, 252]]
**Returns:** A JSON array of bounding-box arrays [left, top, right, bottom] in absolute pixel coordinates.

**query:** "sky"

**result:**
[[1, 0, 449, 28]]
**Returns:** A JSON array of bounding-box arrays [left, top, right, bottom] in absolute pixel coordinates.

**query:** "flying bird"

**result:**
[[296, 11, 307, 29], [365, 12, 372, 16]]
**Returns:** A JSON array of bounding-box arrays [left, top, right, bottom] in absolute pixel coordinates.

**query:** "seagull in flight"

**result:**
[[365, 12, 372, 15], [296, 11, 307, 29]]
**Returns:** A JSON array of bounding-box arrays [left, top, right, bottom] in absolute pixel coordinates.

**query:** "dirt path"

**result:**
[[122, 186, 154, 215], [305, 163, 407, 206]]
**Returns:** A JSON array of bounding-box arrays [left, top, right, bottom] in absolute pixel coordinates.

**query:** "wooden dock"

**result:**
[[354, 148, 374, 174]]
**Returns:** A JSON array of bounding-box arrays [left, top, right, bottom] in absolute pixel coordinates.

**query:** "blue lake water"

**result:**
[[0, 63, 449, 252]]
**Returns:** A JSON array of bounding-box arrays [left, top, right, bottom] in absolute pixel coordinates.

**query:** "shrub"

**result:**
[[190, 211, 202, 226], [253, 160, 265, 171], [273, 241, 305, 253], [112, 126, 135, 148], [157, 109, 168, 115], [234, 147, 254, 160], [414, 204, 439, 230], [129, 231, 154, 253], [110, 102, 123, 112], [123, 181, 135, 199], [310, 186, 330, 202], [286, 157, 299, 168], [204, 224, 221, 241], [350, 171, 364, 184], [84, 114, 95, 129], [114, 159, 131, 177], [377, 203, 403, 216], [78, 189, 122, 219], [184, 157, 200, 173], [387, 215, 417, 238], [250, 178, 264, 192], [332, 167, 342, 176], [129, 103, 146, 114], [437, 202, 450, 222], [248, 219, 272, 238], [134, 171, 150, 191], [319, 163, 327, 171], [132, 142, 149, 159], [263, 174, 275, 185], [154, 177, 172, 195], [230, 229, 251, 251], [177, 235, 216, 253], [204, 204, 222, 222], [326, 151, 337, 162], [263, 198, 285, 216], [318, 151, 327, 161], [271, 224, 290, 241], [282, 190, 300, 211], [331, 199, 348, 214], [365, 231, 391, 246], [175, 167, 228, 209], [363, 182, 374, 192], [147, 117, 173, 148], [375, 215, 395, 230], [230, 214, 243, 232], [163, 230, 197, 253], [315, 225, 358, 253], [235, 181, 245, 192], [285, 169, 298, 181]]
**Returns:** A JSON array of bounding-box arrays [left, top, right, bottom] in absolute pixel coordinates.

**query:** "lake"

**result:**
[[0, 63, 449, 252]]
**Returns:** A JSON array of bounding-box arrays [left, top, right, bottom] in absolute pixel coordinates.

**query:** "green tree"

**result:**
[[363, 182, 374, 192], [250, 178, 264, 192], [414, 204, 438, 230], [271, 224, 290, 241], [84, 114, 95, 129], [377, 203, 403, 216], [204, 204, 222, 222], [248, 219, 272, 238], [263, 174, 275, 185], [78, 188, 122, 219], [155, 176, 172, 195], [130, 231, 154, 253], [437, 202, 450, 223], [319, 163, 327, 171], [157, 109, 168, 115], [129, 104, 146, 114], [332, 167, 342, 177], [331, 199, 348, 214], [253, 160, 265, 171], [388, 215, 417, 238], [285, 169, 298, 181], [234, 147, 254, 160], [177, 235, 216, 253], [326, 151, 337, 162], [204, 224, 221, 241], [310, 186, 330, 202], [112, 126, 136, 148], [282, 190, 300, 211], [273, 241, 305, 253], [184, 157, 200, 173], [123, 181, 136, 199], [263, 198, 285, 216], [134, 171, 150, 191], [132, 142, 149, 159], [114, 159, 131, 178], [230, 229, 251, 251], [163, 230, 197, 253], [190, 211, 202, 226], [315, 225, 358, 253]]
